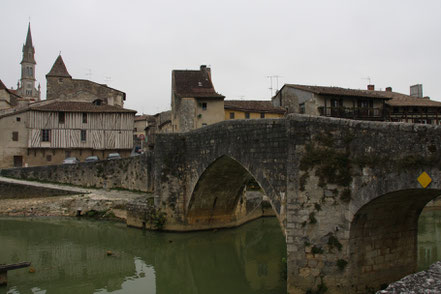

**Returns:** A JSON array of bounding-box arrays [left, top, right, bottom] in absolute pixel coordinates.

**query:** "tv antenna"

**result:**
[[266, 75, 282, 98], [85, 68, 92, 80]]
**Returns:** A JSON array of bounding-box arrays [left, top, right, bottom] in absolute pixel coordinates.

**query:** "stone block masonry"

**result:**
[[0, 153, 153, 192]]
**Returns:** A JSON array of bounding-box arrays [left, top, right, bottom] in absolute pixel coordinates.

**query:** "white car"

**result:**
[[63, 157, 80, 164], [106, 153, 121, 160]]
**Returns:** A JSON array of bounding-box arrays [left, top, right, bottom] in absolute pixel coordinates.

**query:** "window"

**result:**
[[16, 117, 21, 122], [26, 90, 32, 95], [229, 112, 235, 119], [12, 132, 18, 141], [82, 113, 87, 123], [201, 102, 207, 110], [81, 130, 87, 142], [299, 103, 305, 114], [260, 113, 265, 118], [59, 112, 65, 124], [245, 112, 250, 119], [46, 155, 52, 162], [41, 129, 51, 142]]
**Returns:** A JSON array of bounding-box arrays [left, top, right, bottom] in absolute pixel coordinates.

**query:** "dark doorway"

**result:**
[[13, 156, 23, 167]]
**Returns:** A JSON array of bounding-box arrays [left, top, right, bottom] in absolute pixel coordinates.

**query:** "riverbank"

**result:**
[[0, 176, 152, 220], [377, 261, 441, 293]]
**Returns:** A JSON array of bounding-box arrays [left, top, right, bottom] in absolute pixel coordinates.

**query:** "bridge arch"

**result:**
[[185, 155, 281, 230], [348, 188, 441, 292]]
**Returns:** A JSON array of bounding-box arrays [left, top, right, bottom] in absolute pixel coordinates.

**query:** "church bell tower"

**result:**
[[17, 23, 40, 101]]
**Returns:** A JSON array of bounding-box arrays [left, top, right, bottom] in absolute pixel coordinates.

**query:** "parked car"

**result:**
[[106, 153, 121, 160], [63, 157, 80, 164], [85, 156, 100, 162]]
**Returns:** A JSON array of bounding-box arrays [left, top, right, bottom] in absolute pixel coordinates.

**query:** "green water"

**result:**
[[0, 217, 286, 294], [417, 209, 441, 271], [1, 209, 440, 294]]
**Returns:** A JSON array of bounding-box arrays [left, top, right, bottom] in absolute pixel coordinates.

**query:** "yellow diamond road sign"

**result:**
[[418, 172, 432, 188]]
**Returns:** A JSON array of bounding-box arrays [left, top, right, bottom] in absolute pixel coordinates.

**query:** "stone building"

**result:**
[[46, 55, 125, 107], [224, 100, 286, 120], [0, 80, 20, 110], [15, 23, 41, 103], [171, 65, 225, 132], [144, 110, 172, 149], [272, 84, 390, 121], [0, 100, 136, 168], [273, 83, 441, 124]]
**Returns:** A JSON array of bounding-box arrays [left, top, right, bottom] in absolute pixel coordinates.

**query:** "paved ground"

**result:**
[[0, 176, 152, 219]]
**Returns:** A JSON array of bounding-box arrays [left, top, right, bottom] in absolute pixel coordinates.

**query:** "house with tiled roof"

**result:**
[[273, 83, 441, 124], [224, 100, 286, 120], [46, 55, 126, 108], [171, 65, 225, 132], [0, 80, 20, 110], [0, 99, 136, 168], [273, 84, 391, 121], [380, 85, 441, 124]]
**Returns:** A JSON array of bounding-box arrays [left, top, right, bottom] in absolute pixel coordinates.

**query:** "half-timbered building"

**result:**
[[0, 100, 136, 168]]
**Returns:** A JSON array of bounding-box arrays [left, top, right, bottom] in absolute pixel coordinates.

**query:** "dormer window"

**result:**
[[93, 99, 103, 106]]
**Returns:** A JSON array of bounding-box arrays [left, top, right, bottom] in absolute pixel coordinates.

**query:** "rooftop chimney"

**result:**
[[367, 84, 375, 91], [200, 65, 211, 80], [410, 84, 423, 98], [385, 87, 392, 92]]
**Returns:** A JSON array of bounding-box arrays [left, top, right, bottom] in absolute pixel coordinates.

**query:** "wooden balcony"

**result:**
[[318, 107, 385, 121]]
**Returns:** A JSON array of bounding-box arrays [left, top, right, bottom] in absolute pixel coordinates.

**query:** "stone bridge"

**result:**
[[2, 114, 441, 293], [151, 114, 441, 293]]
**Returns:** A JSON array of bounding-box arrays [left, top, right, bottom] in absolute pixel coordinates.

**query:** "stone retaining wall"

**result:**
[[0, 153, 152, 192]]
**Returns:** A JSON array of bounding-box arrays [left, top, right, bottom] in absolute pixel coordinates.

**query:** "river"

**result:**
[[0, 217, 286, 294], [0, 209, 440, 294]]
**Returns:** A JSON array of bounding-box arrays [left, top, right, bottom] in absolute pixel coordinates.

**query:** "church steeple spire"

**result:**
[[21, 22, 36, 64], [17, 22, 40, 101]]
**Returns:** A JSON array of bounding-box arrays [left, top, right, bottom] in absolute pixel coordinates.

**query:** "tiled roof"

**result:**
[[30, 101, 136, 113], [382, 92, 441, 107], [224, 100, 286, 113], [285, 83, 441, 108], [0, 80, 7, 91], [173, 68, 224, 99], [0, 80, 21, 99], [284, 84, 392, 100], [46, 55, 72, 78]]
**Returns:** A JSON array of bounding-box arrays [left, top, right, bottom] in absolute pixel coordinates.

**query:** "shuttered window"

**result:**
[[81, 130, 87, 142]]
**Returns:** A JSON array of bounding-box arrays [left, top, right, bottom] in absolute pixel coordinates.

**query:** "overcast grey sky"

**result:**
[[1, 0, 441, 114]]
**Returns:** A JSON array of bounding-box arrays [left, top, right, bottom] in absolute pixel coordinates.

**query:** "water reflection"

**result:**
[[418, 209, 441, 271], [0, 217, 286, 294]]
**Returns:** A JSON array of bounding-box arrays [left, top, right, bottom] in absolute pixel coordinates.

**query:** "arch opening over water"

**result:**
[[186, 155, 277, 230], [348, 188, 441, 292]]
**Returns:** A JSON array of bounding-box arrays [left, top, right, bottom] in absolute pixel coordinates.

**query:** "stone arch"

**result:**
[[348, 188, 441, 292], [185, 155, 279, 230]]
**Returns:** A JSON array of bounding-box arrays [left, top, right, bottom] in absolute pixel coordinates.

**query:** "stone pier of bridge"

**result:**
[[150, 114, 441, 293]]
